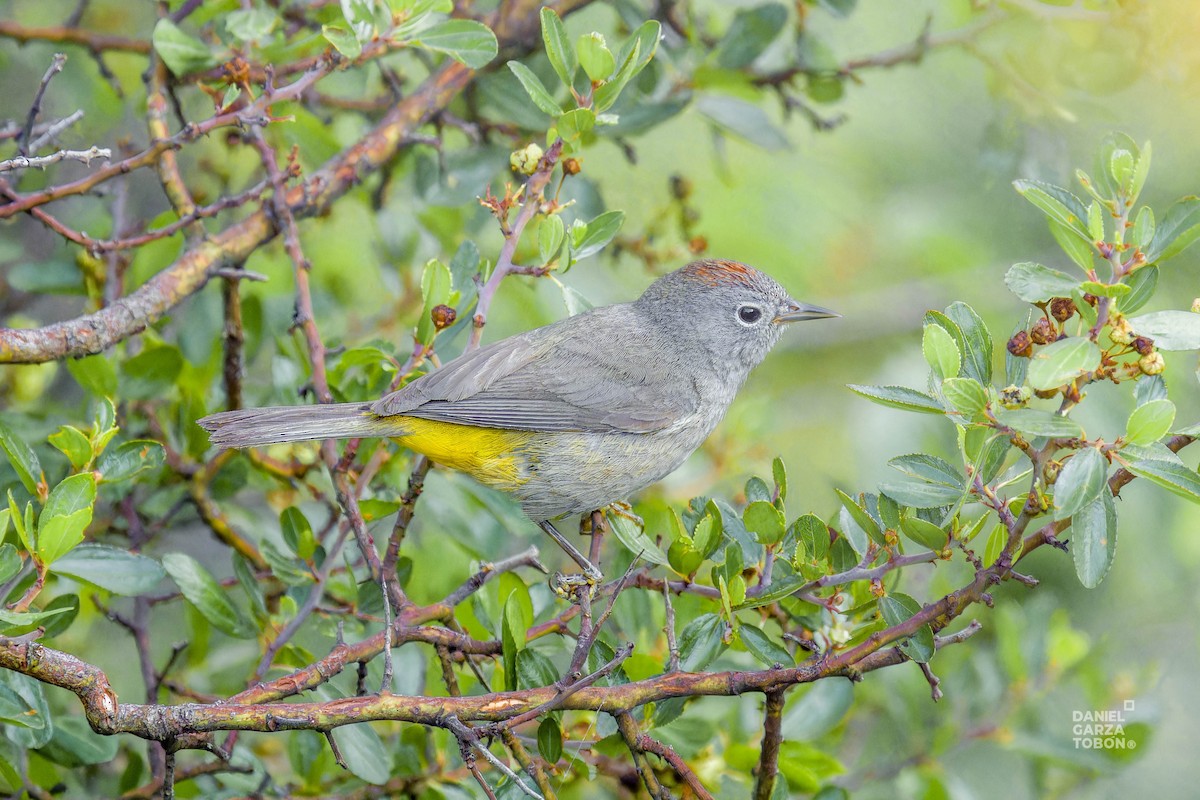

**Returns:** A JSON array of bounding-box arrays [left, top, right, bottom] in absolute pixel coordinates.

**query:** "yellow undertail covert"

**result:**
[[391, 416, 533, 490]]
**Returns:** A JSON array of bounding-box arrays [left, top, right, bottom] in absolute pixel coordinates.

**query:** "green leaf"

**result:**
[[65, 356, 117, 398], [900, 516, 948, 551], [96, 440, 164, 484], [501, 592, 528, 691], [744, 500, 786, 545], [152, 19, 217, 76], [327, 718, 390, 785], [1146, 197, 1200, 263], [944, 302, 992, 386], [340, 0, 378, 41], [516, 648, 559, 690], [0, 420, 42, 496], [1127, 310, 1200, 351], [162, 553, 255, 638], [740, 624, 793, 668], [695, 95, 789, 151], [1027, 337, 1100, 390], [1053, 447, 1108, 521], [416, 259, 451, 345], [1072, 491, 1116, 588], [52, 544, 165, 595], [780, 680, 854, 741], [1128, 140, 1152, 204], [37, 474, 96, 565], [836, 506, 868, 556], [1004, 262, 1081, 302], [1118, 266, 1158, 315], [941, 377, 987, 420], [555, 107, 595, 150], [736, 574, 806, 610], [1013, 178, 1091, 243], [994, 408, 1083, 438], [606, 510, 668, 565], [0, 543, 18, 584], [888, 454, 962, 487], [225, 8, 278, 42], [1050, 218, 1097, 271], [678, 613, 725, 671], [877, 480, 960, 509], [537, 717, 563, 764], [34, 716, 119, 768], [506, 61, 560, 116], [1124, 458, 1200, 505], [540, 8, 576, 89], [48, 426, 92, 470], [281, 507, 316, 560], [121, 345, 183, 400], [416, 19, 498, 69], [1078, 280, 1130, 298], [922, 324, 961, 379], [877, 592, 934, 663], [692, 512, 721, 559], [833, 490, 881, 545], [1132, 206, 1156, 250], [574, 210, 625, 259], [772, 457, 788, 502], [715, 3, 787, 69], [538, 215, 566, 266], [847, 384, 944, 414], [1126, 398, 1176, 445], [322, 24, 362, 59], [593, 34, 646, 112], [576, 32, 615, 81], [0, 605, 73, 632]]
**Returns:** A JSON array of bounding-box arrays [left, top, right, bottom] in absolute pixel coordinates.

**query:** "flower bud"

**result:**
[[1139, 351, 1165, 375], [1132, 336, 1154, 356], [1082, 293, 1098, 307], [563, 157, 582, 176], [1043, 460, 1061, 484], [1030, 318, 1057, 345], [1007, 330, 1033, 358], [1049, 297, 1076, 322], [510, 143, 544, 175], [1108, 316, 1134, 345], [688, 236, 708, 254], [1000, 385, 1030, 409]]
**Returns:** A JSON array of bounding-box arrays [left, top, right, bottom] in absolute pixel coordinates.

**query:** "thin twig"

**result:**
[[0, 146, 110, 173], [18, 53, 67, 156]]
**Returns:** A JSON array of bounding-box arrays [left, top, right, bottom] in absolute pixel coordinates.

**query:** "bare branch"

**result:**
[[0, 145, 109, 173]]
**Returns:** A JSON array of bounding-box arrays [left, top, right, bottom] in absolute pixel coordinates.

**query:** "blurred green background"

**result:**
[[4, 0, 1200, 796]]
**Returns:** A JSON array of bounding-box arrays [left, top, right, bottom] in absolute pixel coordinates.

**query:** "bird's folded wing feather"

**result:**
[[369, 307, 697, 433]]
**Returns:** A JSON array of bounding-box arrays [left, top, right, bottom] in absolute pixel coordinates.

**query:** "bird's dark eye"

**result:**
[[737, 305, 763, 325]]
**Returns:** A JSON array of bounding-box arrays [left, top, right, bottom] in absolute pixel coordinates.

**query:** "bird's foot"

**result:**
[[550, 568, 603, 601], [606, 502, 644, 528]]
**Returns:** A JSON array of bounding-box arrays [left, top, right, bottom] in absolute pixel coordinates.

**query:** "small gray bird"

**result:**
[[199, 260, 837, 582]]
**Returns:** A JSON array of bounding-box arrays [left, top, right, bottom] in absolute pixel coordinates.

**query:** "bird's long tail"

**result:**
[[198, 403, 392, 449]]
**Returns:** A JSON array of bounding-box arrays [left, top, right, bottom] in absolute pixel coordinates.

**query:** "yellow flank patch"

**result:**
[[392, 416, 532, 489]]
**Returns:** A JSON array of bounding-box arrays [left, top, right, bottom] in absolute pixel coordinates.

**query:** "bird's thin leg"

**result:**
[[538, 519, 604, 586]]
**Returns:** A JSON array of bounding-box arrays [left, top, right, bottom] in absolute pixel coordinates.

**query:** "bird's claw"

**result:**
[[550, 570, 602, 601]]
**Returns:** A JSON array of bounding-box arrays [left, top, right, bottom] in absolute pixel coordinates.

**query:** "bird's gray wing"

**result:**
[[369, 306, 697, 433]]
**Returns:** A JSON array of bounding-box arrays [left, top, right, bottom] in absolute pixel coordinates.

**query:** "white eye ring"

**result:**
[[736, 304, 763, 326]]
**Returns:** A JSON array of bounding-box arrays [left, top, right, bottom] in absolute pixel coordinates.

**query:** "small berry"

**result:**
[[563, 157, 582, 175], [431, 304, 457, 330], [1007, 330, 1033, 358], [1132, 336, 1154, 356], [1049, 297, 1077, 322], [1030, 318, 1057, 345]]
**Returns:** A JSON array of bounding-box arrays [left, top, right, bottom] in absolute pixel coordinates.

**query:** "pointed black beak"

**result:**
[[775, 300, 841, 323]]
